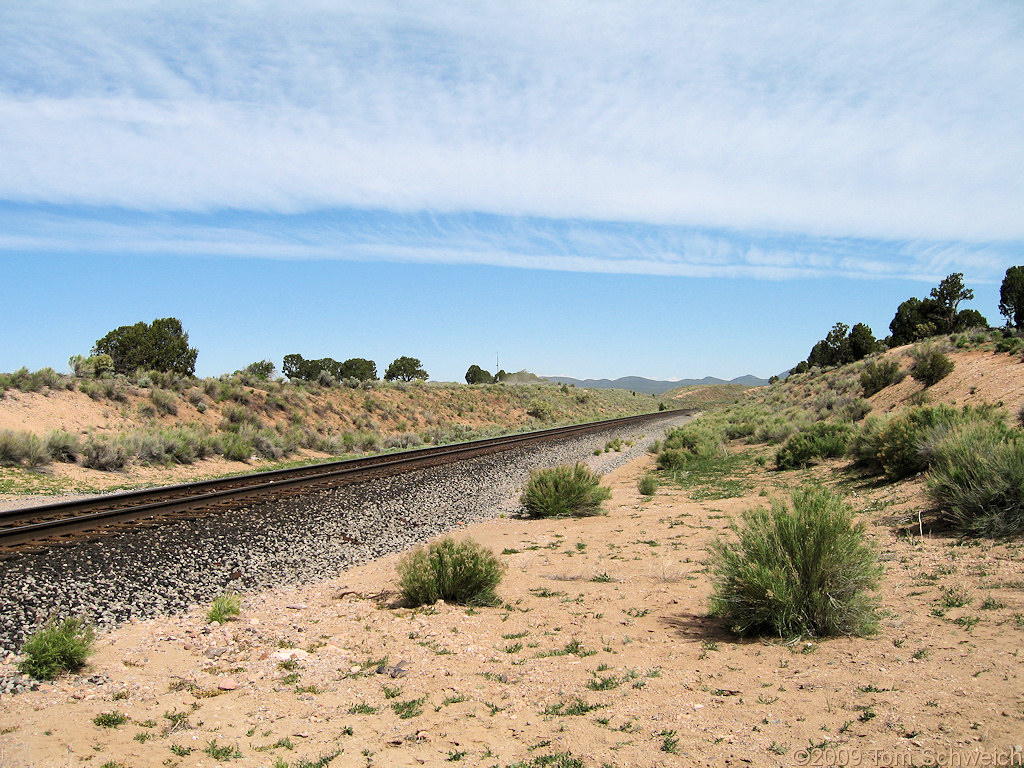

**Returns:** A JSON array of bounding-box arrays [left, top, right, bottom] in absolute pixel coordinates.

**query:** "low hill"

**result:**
[[0, 373, 666, 497], [543, 374, 768, 395]]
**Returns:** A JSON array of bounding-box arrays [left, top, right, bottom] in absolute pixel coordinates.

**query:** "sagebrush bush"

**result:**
[[994, 336, 1023, 354], [847, 416, 888, 473], [874, 404, 1001, 480], [637, 473, 658, 496], [656, 422, 727, 470], [82, 436, 128, 471], [910, 345, 955, 387], [927, 421, 1024, 537], [45, 430, 81, 463], [859, 359, 904, 397], [397, 537, 504, 607], [754, 418, 796, 445], [774, 422, 852, 470], [708, 486, 881, 638], [19, 617, 95, 680], [150, 387, 179, 416], [0, 430, 50, 468], [521, 463, 612, 518]]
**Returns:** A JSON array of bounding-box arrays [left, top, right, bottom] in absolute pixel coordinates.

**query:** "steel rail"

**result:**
[[0, 410, 686, 551]]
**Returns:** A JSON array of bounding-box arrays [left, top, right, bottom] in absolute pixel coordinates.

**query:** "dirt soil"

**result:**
[[2, 449, 1022, 768]]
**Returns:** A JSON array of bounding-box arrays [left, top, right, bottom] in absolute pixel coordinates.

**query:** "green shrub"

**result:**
[[527, 400, 554, 421], [397, 537, 504, 607], [656, 423, 727, 469], [873, 404, 1002, 480], [82, 436, 128, 471], [218, 432, 253, 462], [520, 463, 612, 518], [126, 428, 199, 466], [637, 473, 658, 496], [708, 487, 881, 638], [928, 421, 1024, 537], [0, 430, 49, 468], [753, 418, 796, 445], [18, 617, 96, 680], [150, 388, 178, 416], [774, 422, 852, 470], [2, 367, 66, 393], [848, 416, 888, 473], [859, 359, 904, 397], [45, 430, 81, 463], [910, 345, 955, 387], [994, 336, 1023, 354], [206, 593, 242, 623]]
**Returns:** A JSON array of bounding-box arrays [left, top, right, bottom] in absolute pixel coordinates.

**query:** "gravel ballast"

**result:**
[[0, 415, 687, 655]]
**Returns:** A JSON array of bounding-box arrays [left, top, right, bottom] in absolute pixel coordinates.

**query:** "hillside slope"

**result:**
[[0, 376, 663, 496]]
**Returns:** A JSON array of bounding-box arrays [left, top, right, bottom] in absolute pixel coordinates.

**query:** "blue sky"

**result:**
[[1, 2, 1021, 382]]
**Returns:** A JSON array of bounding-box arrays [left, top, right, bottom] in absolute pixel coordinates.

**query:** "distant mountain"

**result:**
[[542, 375, 769, 395]]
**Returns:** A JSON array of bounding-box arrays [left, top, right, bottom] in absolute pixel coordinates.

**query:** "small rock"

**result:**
[[217, 678, 239, 690]]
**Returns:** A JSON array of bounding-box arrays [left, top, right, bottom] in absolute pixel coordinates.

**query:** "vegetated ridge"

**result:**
[[0, 368, 671, 498]]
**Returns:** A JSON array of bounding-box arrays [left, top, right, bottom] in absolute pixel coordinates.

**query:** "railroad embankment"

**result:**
[[0, 374, 673, 497]]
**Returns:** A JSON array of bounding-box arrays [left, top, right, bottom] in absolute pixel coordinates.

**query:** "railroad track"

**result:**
[[0, 411, 687, 554]]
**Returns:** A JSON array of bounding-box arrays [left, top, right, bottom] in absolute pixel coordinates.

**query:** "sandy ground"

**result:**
[[2, 449, 1022, 768]]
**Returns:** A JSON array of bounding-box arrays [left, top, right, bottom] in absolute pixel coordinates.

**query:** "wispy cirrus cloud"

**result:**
[[0, 1, 1021, 276], [1, 205, 1015, 285]]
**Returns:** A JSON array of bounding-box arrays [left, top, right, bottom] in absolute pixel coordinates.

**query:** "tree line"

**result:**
[[791, 268, 1024, 375], [85, 320, 430, 383]]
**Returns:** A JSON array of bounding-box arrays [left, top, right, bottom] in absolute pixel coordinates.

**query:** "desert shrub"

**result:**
[[637, 473, 658, 496], [218, 432, 253, 462], [243, 426, 285, 460], [847, 416, 888, 473], [774, 422, 852, 470], [837, 397, 872, 422], [859, 359, 904, 397], [396, 537, 504, 607], [206, 593, 242, 623], [0, 430, 49, 468], [910, 345, 955, 387], [384, 432, 424, 450], [221, 404, 263, 430], [316, 370, 339, 388], [708, 486, 881, 638], [527, 400, 554, 421], [82, 378, 128, 402], [3, 367, 67, 393], [185, 388, 205, 407], [520, 463, 612, 518], [82, 436, 128, 471], [0, 434, 48, 468], [352, 431, 382, 452], [150, 387, 178, 416], [656, 423, 727, 470], [754, 418, 796, 445], [45, 430, 81, 463], [994, 336, 1023, 354], [18, 617, 95, 680], [927, 421, 1024, 537], [126, 428, 200, 466], [874, 404, 998, 480]]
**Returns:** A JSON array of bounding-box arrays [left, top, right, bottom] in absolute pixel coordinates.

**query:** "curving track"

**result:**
[[0, 411, 685, 554]]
